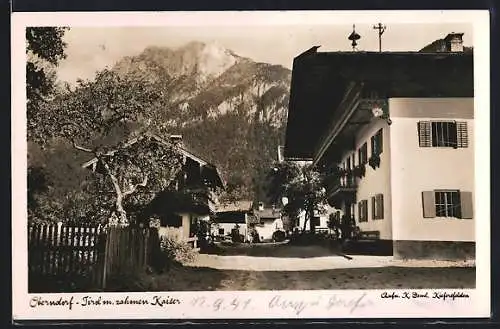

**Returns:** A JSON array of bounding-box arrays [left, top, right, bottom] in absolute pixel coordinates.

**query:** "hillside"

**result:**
[[113, 41, 292, 202]]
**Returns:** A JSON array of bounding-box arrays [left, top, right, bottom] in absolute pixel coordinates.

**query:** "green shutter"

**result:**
[[460, 191, 473, 219], [422, 191, 436, 218], [418, 121, 432, 147]]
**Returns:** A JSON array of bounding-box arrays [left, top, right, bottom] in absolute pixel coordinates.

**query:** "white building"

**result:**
[[284, 33, 475, 260], [213, 200, 253, 240]]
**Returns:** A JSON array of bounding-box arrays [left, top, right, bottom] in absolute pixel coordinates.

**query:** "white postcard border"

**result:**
[[11, 10, 491, 320]]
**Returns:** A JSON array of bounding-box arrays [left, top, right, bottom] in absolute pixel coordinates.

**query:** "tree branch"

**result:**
[[123, 175, 148, 196], [73, 141, 93, 153]]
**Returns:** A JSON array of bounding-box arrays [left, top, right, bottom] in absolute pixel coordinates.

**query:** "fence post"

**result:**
[[101, 228, 111, 290]]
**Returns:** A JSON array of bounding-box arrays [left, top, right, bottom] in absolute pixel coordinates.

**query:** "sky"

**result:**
[[57, 23, 473, 85]]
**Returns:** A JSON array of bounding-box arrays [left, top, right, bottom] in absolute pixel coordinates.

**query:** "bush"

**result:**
[[159, 236, 197, 265], [272, 230, 286, 242], [248, 226, 260, 243]]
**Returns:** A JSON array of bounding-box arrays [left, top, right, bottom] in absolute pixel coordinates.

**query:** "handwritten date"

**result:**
[[190, 297, 252, 312]]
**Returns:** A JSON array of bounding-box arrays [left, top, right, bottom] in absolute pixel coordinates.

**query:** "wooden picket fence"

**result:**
[[100, 226, 160, 288], [28, 223, 160, 292]]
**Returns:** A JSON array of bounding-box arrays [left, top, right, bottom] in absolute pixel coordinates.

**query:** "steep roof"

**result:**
[[216, 200, 253, 213], [255, 208, 281, 219], [284, 49, 473, 159], [81, 132, 225, 188]]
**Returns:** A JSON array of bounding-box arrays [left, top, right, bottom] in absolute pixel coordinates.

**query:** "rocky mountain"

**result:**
[[113, 41, 292, 202]]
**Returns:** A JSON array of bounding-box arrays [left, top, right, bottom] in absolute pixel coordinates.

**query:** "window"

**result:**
[[371, 129, 383, 156], [435, 190, 461, 217], [358, 143, 368, 165], [371, 194, 384, 220], [358, 200, 368, 222], [418, 121, 469, 148], [218, 228, 224, 235], [422, 190, 473, 219]]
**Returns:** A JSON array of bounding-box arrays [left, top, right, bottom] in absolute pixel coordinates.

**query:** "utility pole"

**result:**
[[373, 23, 386, 52]]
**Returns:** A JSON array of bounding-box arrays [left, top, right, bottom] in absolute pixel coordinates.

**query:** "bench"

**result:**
[[358, 230, 380, 240]]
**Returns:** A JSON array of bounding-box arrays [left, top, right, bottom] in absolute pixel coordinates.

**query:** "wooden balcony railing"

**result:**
[[325, 174, 357, 198]]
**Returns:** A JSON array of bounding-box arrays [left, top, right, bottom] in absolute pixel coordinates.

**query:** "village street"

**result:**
[[136, 243, 476, 291]]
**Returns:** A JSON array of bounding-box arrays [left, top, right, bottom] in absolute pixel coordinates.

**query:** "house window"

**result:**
[[371, 129, 383, 156], [418, 121, 469, 148], [218, 228, 224, 235], [358, 143, 368, 165], [371, 194, 384, 220], [435, 190, 461, 217], [422, 190, 473, 219], [358, 200, 368, 222]]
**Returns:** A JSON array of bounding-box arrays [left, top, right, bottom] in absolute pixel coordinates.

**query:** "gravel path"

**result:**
[[187, 254, 474, 271], [132, 243, 475, 291], [186, 244, 475, 271], [136, 265, 476, 291]]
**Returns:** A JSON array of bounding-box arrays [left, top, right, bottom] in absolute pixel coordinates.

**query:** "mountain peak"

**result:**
[[173, 41, 241, 81]]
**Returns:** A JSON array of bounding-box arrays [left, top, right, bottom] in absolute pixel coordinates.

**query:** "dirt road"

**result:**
[[136, 265, 475, 291], [106, 243, 475, 291]]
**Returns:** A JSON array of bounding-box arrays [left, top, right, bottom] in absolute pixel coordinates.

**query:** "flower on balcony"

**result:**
[[368, 154, 381, 169], [352, 164, 366, 178]]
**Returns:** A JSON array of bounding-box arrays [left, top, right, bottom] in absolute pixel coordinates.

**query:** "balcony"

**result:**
[[186, 188, 217, 214], [325, 174, 357, 207]]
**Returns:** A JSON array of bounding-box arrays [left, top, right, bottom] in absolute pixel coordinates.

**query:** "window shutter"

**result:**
[[370, 136, 375, 157], [371, 196, 376, 219], [378, 129, 383, 154], [422, 191, 436, 218], [377, 194, 384, 219], [456, 121, 469, 148], [460, 191, 473, 219], [418, 121, 432, 147], [358, 202, 363, 222], [363, 200, 368, 221]]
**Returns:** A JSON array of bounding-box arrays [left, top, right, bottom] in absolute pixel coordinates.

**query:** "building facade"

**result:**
[[284, 33, 475, 260]]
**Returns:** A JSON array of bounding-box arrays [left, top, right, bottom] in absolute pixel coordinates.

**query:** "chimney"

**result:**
[[444, 32, 464, 52]]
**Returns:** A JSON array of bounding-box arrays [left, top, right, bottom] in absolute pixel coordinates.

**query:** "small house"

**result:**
[[82, 133, 225, 248], [252, 203, 284, 242], [213, 200, 253, 241]]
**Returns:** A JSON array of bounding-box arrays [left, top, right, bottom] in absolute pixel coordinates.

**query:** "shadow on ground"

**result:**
[[118, 265, 476, 291], [203, 242, 346, 258], [30, 264, 475, 293]]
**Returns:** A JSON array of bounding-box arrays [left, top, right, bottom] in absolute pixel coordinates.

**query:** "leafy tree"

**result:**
[[79, 134, 183, 226], [26, 27, 69, 142], [29, 70, 183, 225], [265, 161, 328, 233], [27, 140, 111, 225]]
